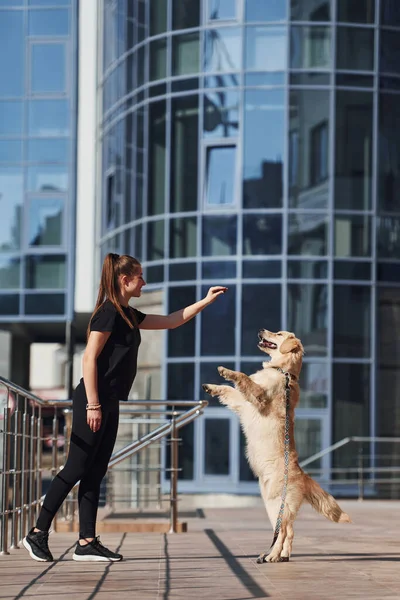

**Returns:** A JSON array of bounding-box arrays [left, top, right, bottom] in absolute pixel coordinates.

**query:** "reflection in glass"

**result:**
[[25, 293, 65, 315], [204, 146, 236, 206], [172, 33, 200, 76], [27, 139, 68, 163], [0, 168, 23, 251], [381, 0, 400, 26], [202, 261, 236, 279], [170, 217, 197, 258], [245, 72, 285, 86], [380, 29, 400, 75], [204, 91, 239, 138], [334, 285, 371, 357], [290, 72, 330, 86], [290, 0, 331, 21], [288, 260, 328, 279], [205, 419, 230, 475], [28, 0, 71, 5], [335, 215, 371, 257], [0, 102, 23, 135], [150, 39, 167, 81], [29, 198, 63, 246], [201, 283, 235, 355], [26, 255, 66, 289], [170, 96, 198, 212], [0, 294, 19, 315], [208, 0, 236, 20], [334, 261, 371, 280], [335, 91, 372, 210], [299, 363, 328, 408], [287, 283, 327, 356], [147, 220, 164, 261], [28, 165, 68, 193], [290, 26, 331, 69], [242, 260, 281, 278], [31, 43, 66, 93], [245, 27, 286, 71], [243, 90, 284, 209], [336, 73, 374, 88], [168, 287, 196, 357], [0, 141, 22, 162], [150, 0, 167, 35], [202, 215, 237, 256], [148, 101, 166, 215], [246, 0, 287, 21], [337, 0, 375, 23], [28, 9, 69, 35], [289, 90, 330, 209], [170, 262, 197, 281], [379, 94, 400, 212], [0, 11, 24, 96], [336, 27, 374, 71], [172, 0, 200, 29], [204, 28, 241, 72], [242, 284, 281, 354], [243, 214, 282, 255], [288, 213, 328, 256], [377, 216, 400, 259], [0, 257, 20, 289], [29, 100, 69, 136]]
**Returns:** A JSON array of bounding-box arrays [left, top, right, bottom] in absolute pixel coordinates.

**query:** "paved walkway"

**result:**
[[1, 500, 400, 600]]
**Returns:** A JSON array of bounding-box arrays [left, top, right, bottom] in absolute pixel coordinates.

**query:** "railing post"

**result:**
[[10, 403, 21, 549], [1, 407, 11, 555], [169, 412, 179, 534], [358, 446, 364, 501]]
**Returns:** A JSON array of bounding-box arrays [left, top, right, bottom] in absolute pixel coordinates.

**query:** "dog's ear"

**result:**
[[279, 337, 300, 354]]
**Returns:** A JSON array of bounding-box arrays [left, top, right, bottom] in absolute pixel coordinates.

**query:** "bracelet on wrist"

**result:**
[[86, 404, 102, 411]]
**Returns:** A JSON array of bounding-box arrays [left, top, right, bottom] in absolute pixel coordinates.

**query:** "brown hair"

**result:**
[[87, 253, 141, 339]]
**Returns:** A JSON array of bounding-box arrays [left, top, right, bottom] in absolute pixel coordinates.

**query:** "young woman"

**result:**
[[23, 253, 227, 562]]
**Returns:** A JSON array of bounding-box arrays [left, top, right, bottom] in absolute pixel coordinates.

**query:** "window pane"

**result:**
[[288, 213, 328, 256], [336, 27, 374, 71], [290, 26, 331, 69], [150, 0, 167, 35], [208, 0, 236, 20], [334, 285, 371, 357], [243, 89, 284, 209], [288, 260, 328, 279], [243, 214, 282, 255], [0, 141, 22, 162], [150, 39, 167, 81], [28, 9, 69, 36], [204, 91, 239, 138], [168, 287, 196, 357], [202, 215, 237, 256], [201, 283, 235, 355], [334, 261, 371, 280], [172, 0, 200, 30], [27, 165, 68, 192], [245, 26, 286, 71], [0, 11, 24, 96], [337, 0, 375, 23], [29, 198, 63, 246], [148, 101, 166, 215], [246, 0, 287, 21], [170, 96, 199, 212], [289, 90, 330, 209], [204, 28, 241, 72], [27, 139, 69, 162], [377, 216, 400, 259], [172, 33, 200, 76], [291, 0, 331, 21], [0, 102, 23, 136], [169, 262, 196, 281], [26, 255, 66, 289], [204, 419, 230, 475], [28, 0, 71, 5], [29, 100, 70, 136], [147, 220, 164, 261], [0, 256, 20, 289], [31, 43, 66, 93], [381, 0, 400, 26], [380, 29, 400, 75], [0, 294, 19, 315], [242, 260, 281, 278], [335, 91, 373, 210], [24, 292, 65, 315], [170, 217, 197, 258], [202, 260, 236, 279], [0, 168, 23, 251], [288, 283, 327, 356], [242, 284, 281, 355], [335, 215, 371, 257], [299, 363, 328, 408], [204, 146, 236, 206], [333, 364, 370, 446], [379, 94, 400, 212]]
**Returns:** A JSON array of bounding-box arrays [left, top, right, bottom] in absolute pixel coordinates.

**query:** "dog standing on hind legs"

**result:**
[[202, 329, 351, 563]]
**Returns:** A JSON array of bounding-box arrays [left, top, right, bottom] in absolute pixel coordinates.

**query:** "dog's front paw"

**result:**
[[218, 366, 234, 381], [202, 383, 219, 397]]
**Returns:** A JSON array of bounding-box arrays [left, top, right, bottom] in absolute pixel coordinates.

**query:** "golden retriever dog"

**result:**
[[202, 329, 351, 563]]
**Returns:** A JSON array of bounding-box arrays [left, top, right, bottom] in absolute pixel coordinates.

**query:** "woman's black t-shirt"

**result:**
[[88, 300, 147, 401]]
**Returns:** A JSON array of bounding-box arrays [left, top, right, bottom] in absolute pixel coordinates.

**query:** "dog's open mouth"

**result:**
[[258, 336, 277, 350]]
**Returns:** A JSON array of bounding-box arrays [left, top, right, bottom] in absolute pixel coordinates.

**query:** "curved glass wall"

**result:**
[[99, 0, 400, 492]]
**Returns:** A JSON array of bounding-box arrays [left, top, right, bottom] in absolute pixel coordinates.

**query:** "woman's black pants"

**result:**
[[36, 383, 119, 539]]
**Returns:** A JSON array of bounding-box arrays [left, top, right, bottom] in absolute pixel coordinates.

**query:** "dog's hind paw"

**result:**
[[256, 552, 289, 564]]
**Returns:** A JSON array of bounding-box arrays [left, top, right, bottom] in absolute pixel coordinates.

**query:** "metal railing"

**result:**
[[299, 436, 400, 500], [0, 376, 207, 555]]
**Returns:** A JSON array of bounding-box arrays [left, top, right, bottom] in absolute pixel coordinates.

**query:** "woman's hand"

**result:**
[[87, 407, 102, 432], [204, 286, 228, 305]]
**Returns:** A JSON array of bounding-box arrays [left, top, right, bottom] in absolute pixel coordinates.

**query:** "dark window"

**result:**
[[202, 215, 237, 256], [148, 101, 166, 216], [201, 283, 236, 356], [168, 287, 196, 357], [241, 284, 281, 355], [204, 419, 230, 475], [310, 121, 328, 186], [378, 94, 400, 212], [337, 0, 375, 23], [243, 214, 282, 255], [333, 285, 371, 357], [287, 284, 327, 356], [172, 0, 200, 29], [336, 27, 374, 71]]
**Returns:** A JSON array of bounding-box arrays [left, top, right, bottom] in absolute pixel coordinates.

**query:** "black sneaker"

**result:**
[[23, 528, 54, 562], [72, 537, 123, 562]]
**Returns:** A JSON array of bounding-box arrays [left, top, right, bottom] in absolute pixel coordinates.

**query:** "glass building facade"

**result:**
[[0, 0, 77, 328], [100, 0, 400, 493]]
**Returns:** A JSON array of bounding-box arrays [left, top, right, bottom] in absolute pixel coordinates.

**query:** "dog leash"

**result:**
[[270, 367, 293, 549]]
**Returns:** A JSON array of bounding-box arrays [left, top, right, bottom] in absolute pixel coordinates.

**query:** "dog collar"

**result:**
[[273, 366, 298, 382]]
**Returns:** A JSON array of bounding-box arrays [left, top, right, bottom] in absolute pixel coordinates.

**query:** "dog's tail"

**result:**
[[304, 475, 351, 523]]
